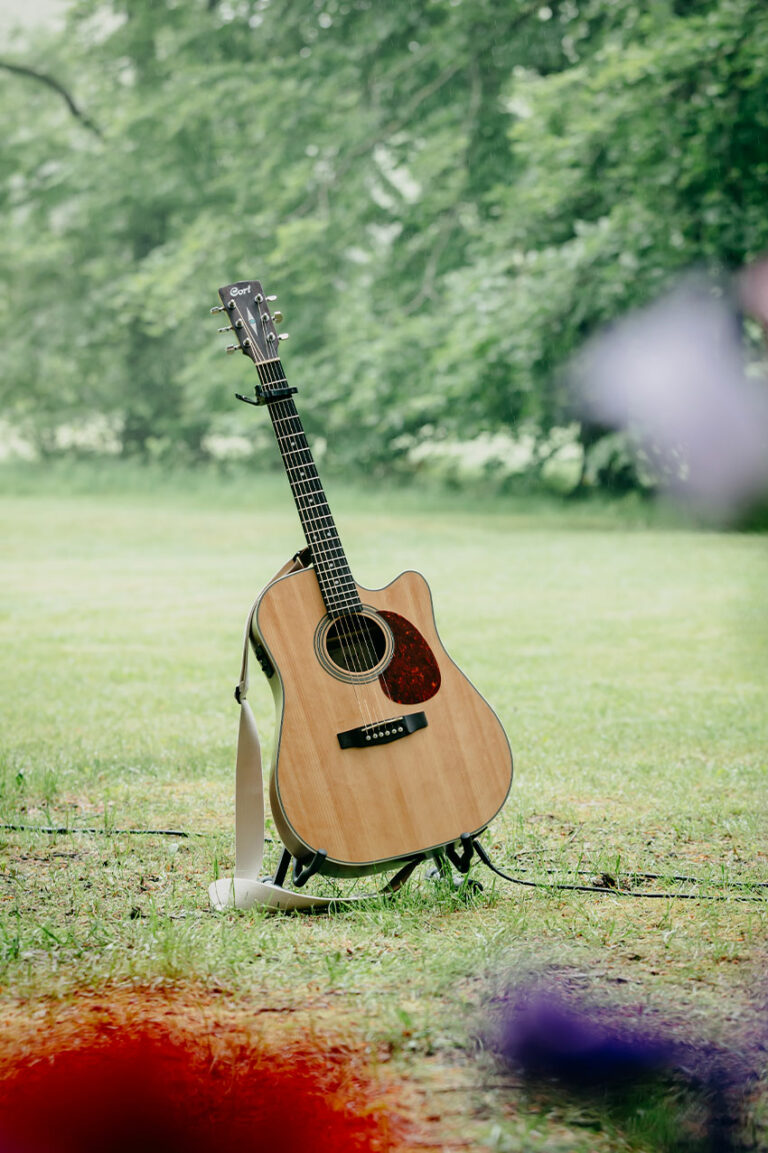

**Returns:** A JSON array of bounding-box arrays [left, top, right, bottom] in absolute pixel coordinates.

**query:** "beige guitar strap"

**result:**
[[208, 553, 421, 913]]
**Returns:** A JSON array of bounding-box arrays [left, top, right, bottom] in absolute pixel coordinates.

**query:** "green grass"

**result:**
[[1, 460, 766, 1151]]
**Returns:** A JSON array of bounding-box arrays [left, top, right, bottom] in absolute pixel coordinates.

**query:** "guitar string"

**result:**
[[260, 358, 383, 718], [246, 340, 375, 727], [259, 348, 397, 711], [256, 343, 397, 706], [263, 363, 380, 732], [271, 387, 396, 707], [228, 291, 382, 718], [227, 292, 380, 730], [225, 294, 350, 600], [236, 292, 396, 717]]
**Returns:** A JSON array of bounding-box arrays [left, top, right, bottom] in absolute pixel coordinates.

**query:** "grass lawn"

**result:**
[[1, 461, 766, 1151]]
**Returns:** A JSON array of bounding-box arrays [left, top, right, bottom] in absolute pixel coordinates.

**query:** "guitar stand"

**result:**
[[270, 847, 292, 888], [269, 841, 478, 893], [266, 839, 483, 899], [445, 832, 474, 874], [425, 835, 484, 894], [291, 848, 327, 888], [275, 833, 474, 889]]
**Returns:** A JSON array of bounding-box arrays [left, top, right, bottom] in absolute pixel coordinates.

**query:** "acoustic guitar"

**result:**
[[216, 279, 513, 880]]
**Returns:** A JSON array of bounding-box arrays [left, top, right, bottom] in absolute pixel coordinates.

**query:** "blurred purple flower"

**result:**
[[496, 991, 674, 1092], [491, 984, 753, 1152], [573, 279, 768, 517]]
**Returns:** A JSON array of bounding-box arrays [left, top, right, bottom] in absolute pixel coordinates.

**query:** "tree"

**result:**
[[1, 0, 766, 483]]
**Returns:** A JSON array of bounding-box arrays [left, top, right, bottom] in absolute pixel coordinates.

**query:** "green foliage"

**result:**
[[1, 0, 767, 478]]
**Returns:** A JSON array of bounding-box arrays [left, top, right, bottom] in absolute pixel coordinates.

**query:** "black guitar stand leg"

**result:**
[[271, 848, 292, 888], [445, 833, 474, 875], [292, 848, 327, 888], [427, 835, 484, 895], [425, 848, 467, 892]]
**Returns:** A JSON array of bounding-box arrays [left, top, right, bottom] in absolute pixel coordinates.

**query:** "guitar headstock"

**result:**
[[214, 280, 288, 364]]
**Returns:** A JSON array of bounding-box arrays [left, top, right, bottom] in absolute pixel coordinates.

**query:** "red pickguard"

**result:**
[[378, 611, 441, 705]]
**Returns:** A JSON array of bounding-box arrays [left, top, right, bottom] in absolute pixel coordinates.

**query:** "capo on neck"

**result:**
[[236, 385, 298, 407]]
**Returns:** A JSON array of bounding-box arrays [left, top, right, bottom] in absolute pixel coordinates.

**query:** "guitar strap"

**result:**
[[208, 552, 421, 913]]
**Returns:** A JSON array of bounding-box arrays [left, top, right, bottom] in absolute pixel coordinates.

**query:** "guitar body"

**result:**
[[255, 565, 513, 875]]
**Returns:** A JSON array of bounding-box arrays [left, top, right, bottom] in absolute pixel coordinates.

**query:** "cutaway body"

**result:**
[[255, 566, 513, 874]]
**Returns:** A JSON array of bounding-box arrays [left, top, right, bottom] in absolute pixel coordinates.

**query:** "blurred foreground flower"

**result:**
[[493, 984, 754, 1153], [573, 272, 768, 518], [497, 992, 674, 1092], [0, 1024, 399, 1153]]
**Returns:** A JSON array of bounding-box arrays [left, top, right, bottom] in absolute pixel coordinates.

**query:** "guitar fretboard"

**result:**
[[257, 360, 362, 615]]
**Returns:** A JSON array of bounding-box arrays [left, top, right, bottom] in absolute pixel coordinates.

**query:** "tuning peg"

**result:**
[[266, 294, 277, 302], [225, 344, 241, 354], [272, 310, 284, 324], [278, 332, 290, 342], [210, 305, 226, 314], [218, 325, 235, 334]]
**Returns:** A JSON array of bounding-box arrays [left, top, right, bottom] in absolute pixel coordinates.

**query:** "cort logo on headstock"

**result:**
[[229, 285, 251, 296]]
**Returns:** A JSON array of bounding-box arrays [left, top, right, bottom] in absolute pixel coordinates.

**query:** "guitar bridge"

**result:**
[[337, 711, 427, 749]]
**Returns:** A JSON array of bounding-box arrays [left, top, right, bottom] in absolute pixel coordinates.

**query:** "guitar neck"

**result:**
[[256, 359, 361, 616]]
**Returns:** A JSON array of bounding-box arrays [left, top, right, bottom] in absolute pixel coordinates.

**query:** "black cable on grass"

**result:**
[[1, 825, 765, 901], [1, 823, 195, 838], [507, 861, 768, 891], [472, 840, 768, 903], [611, 869, 768, 889], [0, 822, 274, 843]]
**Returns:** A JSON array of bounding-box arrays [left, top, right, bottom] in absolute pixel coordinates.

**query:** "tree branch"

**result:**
[[402, 212, 459, 315], [291, 1, 544, 220], [0, 59, 103, 138]]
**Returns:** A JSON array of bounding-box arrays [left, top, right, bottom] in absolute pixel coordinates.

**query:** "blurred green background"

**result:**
[[2, 0, 767, 494]]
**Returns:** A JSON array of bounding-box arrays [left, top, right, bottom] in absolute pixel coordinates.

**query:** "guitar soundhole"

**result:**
[[315, 609, 394, 684], [326, 616, 386, 671]]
